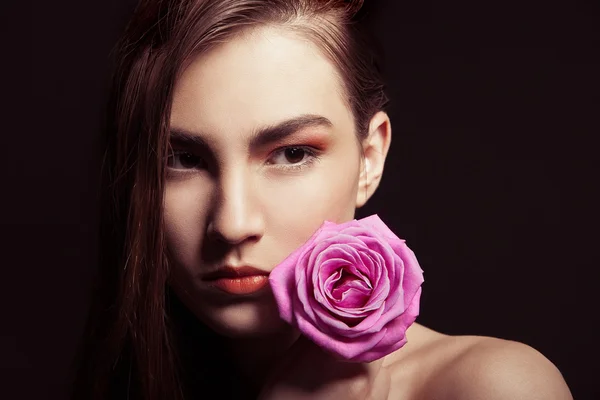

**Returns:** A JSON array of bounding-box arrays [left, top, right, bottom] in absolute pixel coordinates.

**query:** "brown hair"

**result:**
[[71, 0, 388, 399]]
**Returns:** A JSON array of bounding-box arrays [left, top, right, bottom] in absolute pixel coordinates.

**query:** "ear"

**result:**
[[356, 111, 392, 208]]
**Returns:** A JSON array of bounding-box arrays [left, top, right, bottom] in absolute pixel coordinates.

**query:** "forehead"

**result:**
[[170, 25, 353, 140]]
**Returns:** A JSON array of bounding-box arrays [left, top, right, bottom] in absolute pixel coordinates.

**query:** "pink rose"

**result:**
[[269, 215, 424, 363]]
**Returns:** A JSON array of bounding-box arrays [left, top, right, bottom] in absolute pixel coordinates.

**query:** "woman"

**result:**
[[72, 0, 573, 399]]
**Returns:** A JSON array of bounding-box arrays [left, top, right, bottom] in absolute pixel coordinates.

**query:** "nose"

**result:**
[[206, 169, 265, 246]]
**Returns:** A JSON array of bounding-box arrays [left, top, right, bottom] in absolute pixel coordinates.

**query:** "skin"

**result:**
[[164, 25, 573, 399]]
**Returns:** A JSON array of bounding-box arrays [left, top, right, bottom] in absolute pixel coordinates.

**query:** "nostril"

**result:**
[[205, 221, 235, 243], [205, 220, 261, 245], [205, 221, 217, 238], [201, 229, 234, 263]]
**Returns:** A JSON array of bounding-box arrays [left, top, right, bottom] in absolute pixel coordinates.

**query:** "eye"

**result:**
[[268, 146, 316, 166], [167, 151, 207, 170]]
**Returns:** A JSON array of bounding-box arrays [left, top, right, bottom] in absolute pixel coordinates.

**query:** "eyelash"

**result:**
[[166, 151, 207, 172], [166, 145, 320, 174], [266, 146, 320, 171]]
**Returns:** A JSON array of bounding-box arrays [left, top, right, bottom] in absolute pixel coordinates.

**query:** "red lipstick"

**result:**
[[204, 266, 270, 295]]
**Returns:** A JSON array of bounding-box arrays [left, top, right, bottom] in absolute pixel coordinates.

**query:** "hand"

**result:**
[[258, 335, 391, 400]]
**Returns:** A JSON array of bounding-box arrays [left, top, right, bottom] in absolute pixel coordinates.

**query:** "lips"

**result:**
[[203, 266, 270, 295]]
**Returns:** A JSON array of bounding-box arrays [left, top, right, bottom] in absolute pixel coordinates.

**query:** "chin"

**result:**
[[196, 297, 290, 338]]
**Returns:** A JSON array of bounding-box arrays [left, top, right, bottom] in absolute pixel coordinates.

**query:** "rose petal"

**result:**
[[313, 243, 371, 309], [315, 236, 373, 276], [357, 214, 404, 244], [311, 301, 366, 333], [295, 309, 389, 359], [269, 214, 424, 363], [349, 286, 422, 362], [357, 250, 382, 288], [330, 275, 371, 308], [269, 239, 319, 323], [357, 250, 389, 311]]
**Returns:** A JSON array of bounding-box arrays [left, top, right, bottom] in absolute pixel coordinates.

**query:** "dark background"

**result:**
[[5, 0, 598, 398]]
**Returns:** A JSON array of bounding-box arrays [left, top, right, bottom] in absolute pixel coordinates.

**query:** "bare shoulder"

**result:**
[[429, 335, 573, 400], [384, 324, 573, 400]]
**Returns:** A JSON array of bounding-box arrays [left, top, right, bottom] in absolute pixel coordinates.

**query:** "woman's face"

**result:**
[[165, 26, 372, 337]]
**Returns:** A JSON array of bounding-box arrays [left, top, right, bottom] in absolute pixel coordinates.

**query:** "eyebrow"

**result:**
[[169, 114, 333, 149], [248, 114, 333, 148]]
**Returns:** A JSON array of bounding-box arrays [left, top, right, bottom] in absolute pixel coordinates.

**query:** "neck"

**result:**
[[222, 326, 301, 395], [168, 293, 301, 398]]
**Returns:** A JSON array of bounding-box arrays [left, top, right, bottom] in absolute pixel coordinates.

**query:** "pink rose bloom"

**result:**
[[269, 215, 424, 363]]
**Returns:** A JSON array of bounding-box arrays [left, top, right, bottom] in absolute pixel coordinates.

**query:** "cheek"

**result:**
[[163, 180, 211, 268], [295, 155, 360, 219], [261, 155, 360, 245]]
